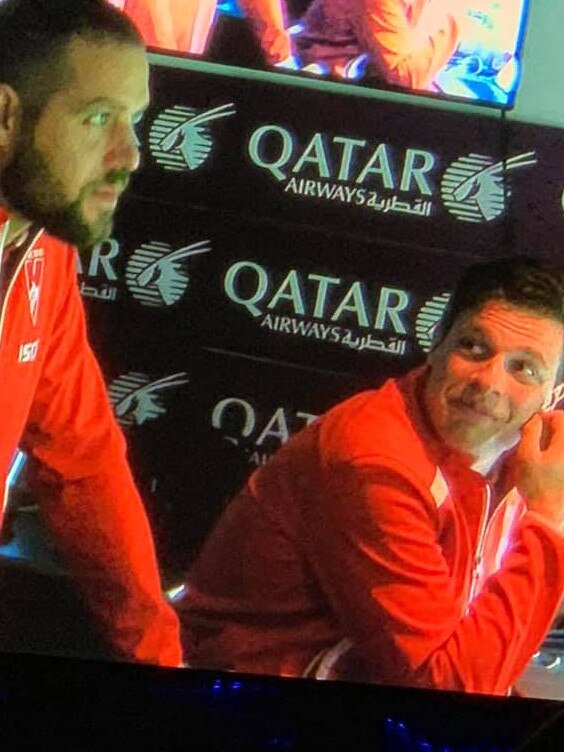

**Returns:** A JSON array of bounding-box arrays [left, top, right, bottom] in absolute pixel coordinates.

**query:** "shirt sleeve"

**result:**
[[21, 251, 182, 668], [354, 0, 460, 89], [303, 456, 564, 694]]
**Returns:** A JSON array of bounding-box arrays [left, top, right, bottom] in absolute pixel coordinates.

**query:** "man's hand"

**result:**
[[513, 412, 564, 530], [261, 26, 292, 65]]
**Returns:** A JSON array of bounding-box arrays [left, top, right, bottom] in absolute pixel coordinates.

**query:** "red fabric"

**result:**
[[0, 209, 181, 667], [122, 0, 216, 54], [183, 367, 564, 694], [298, 0, 460, 89], [123, 0, 291, 63], [360, 0, 460, 88]]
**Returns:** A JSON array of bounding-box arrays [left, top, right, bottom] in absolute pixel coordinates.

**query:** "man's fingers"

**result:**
[[517, 413, 543, 459]]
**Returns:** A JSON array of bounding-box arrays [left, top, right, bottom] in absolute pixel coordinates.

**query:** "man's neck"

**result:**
[[470, 433, 520, 477]]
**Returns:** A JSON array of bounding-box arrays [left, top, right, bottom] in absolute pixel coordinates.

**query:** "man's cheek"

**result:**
[[449, 359, 476, 383]]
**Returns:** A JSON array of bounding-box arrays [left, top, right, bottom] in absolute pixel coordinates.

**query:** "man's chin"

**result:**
[[44, 214, 112, 252], [439, 425, 496, 459]]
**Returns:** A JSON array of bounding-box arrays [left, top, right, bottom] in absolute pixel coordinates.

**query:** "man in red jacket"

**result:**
[[0, 0, 181, 666], [183, 257, 564, 695]]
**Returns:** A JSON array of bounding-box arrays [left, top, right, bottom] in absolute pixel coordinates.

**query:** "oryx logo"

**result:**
[[441, 152, 537, 222], [415, 293, 451, 352], [148, 103, 236, 171], [125, 239, 211, 307], [108, 371, 189, 426], [24, 249, 44, 326]]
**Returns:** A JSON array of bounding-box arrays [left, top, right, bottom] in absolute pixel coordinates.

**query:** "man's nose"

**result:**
[[105, 123, 141, 174], [470, 356, 508, 394]]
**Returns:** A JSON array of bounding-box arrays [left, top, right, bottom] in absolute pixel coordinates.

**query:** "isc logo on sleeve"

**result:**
[[18, 339, 39, 363]]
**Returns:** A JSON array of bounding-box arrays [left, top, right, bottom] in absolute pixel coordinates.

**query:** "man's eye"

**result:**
[[511, 360, 539, 381], [85, 112, 111, 127], [457, 337, 485, 356]]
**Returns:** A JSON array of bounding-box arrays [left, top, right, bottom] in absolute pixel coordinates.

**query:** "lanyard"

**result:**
[[0, 218, 10, 277], [0, 219, 10, 307]]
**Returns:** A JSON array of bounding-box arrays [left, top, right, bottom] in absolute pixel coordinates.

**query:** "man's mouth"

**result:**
[[92, 187, 122, 206], [448, 398, 500, 421]]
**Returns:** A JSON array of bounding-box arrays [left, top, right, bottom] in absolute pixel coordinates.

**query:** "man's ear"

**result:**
[[0, 84, 21, 150], [542, 384, 564, 412]]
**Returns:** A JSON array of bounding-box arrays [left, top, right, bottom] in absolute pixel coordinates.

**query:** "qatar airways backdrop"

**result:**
[[80, 57, 562, 698], [130, 62, 516, 257], [5, 38, 563, 700]]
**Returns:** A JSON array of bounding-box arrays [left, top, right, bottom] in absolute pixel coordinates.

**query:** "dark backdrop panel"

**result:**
[[129, 64, 519, 257], [506, 119, 564, 260], [76, 146, 563, 579], [192, 211, 477, 377], [76, 202, 207, 373], [80, 198, 481, 384], [83, 342, 370, 574]]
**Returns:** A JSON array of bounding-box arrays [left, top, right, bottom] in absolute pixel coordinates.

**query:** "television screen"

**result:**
[[1, 0, 561, 707], [111, 0, 530, 108]]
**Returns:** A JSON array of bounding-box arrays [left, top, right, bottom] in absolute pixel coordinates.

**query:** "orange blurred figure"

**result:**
[[122, 0, 217, 54]]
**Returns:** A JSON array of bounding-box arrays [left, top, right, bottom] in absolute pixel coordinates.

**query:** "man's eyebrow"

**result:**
[[457, 324, 485, 337], [74, 96, 149, 116]]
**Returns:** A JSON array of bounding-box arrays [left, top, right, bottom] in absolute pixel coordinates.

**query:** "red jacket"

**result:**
[[184, 366, 564, 694], [0, 210, 181, 666]]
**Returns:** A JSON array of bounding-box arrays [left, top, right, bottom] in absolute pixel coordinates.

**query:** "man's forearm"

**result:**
[[32, 458, 182, 667]]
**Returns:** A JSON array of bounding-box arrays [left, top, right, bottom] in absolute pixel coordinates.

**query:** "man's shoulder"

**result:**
[[29, 228, 77, 290], [36, 227, 75, 261], [319, 374, 427, 463]]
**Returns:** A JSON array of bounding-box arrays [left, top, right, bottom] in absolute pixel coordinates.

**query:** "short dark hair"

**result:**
[[441, 256, 564, 381], [0, 0, 143, 114], [442, 257, 564, 333]]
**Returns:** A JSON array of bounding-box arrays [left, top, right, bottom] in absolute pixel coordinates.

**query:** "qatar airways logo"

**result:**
[[125, 239, 211, 307], [247, 125, 535, 223], [108, 371, 189, 427], [441, 152, 537, 222], [212, 396, 318, 466], [77, 238, 120, 301], [248, 126, 435, 217], [224, 261, 412, 355], [148, 103, 236, 172], [414, 293, 451, 352], [78, 237, 210, 306]]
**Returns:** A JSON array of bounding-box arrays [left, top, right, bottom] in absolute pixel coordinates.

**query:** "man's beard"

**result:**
[[0, 117, 127, 258]]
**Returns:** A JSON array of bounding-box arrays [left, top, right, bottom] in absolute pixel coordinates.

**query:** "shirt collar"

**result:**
[[0, 208, 41, 257]]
